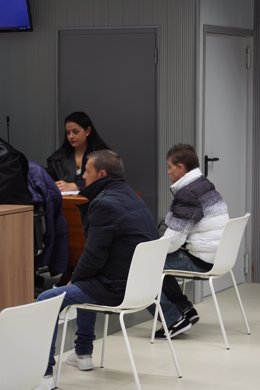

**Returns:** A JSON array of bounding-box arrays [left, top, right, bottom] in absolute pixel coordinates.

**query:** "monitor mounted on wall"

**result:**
[[0, 0, 33, 32]]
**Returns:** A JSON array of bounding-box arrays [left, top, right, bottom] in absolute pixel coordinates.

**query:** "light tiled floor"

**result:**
[[55, 283, 260, 390]]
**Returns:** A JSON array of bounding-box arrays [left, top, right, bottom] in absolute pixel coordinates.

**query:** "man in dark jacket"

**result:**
[[36, 150, 158, 390]]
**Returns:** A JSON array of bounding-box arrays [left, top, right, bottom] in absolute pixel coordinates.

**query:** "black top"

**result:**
[[0, 138, 32, 205], [46, 147, 88, 190]]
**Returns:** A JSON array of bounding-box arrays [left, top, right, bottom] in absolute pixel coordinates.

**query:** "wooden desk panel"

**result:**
[[0, 205, 33, 310], [62, 195, 87, 268]]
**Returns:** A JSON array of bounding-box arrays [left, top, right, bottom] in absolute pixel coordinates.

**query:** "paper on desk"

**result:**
[[61, 190, 80, 196]]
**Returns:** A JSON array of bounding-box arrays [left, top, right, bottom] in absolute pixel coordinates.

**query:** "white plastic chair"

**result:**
[[56, 238, 182, 390], [0, 293, 65, 390], [151, 213, 251, 350]]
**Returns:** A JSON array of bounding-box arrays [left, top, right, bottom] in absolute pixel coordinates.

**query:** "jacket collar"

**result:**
[[170, 168, 202, 195], [79, 176, 125, 202]]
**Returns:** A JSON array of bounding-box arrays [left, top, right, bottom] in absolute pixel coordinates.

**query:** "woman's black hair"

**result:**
[[61, 111, 109, 154]]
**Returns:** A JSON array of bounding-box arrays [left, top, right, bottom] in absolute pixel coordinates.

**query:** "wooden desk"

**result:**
[[62, 195, 87, 268], [0, 205, 34, 310]]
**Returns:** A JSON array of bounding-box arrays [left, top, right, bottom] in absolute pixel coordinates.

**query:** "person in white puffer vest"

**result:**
[[154, 143, 229, 339]]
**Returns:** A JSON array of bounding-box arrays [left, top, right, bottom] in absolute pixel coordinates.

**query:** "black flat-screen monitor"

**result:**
[[0, 0, 33, 32]]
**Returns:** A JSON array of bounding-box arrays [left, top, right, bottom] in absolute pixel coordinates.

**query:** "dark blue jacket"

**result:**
[[28, 161, 69, 276], [71, 176, 158, 306]]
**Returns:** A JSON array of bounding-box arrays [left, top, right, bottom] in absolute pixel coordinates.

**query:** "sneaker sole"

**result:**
[[188, 315, 200, 325], [78, 363, 94, 371], [168, 322, 192, 338], [65, 358, 94, 371]]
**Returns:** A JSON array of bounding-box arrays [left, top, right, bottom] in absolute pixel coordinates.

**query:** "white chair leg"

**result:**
[[209, 277, 230, 350], [229, 270, 251, 335], [150, 274, 165, 343], [150, 301, 159, 343], [100, 314, 109, 367], [181, 278, 186, 294], [156, 301, 182, 378], [119, 312, 142, 390], [55, 306, 71, 388]]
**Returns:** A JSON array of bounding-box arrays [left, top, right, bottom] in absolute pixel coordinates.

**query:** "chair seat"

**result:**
[[164, 269, 217, 279], [68, 302, 152, 314]]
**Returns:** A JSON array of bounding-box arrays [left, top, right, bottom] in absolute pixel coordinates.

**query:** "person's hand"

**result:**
[[55, 181, 79, 192]]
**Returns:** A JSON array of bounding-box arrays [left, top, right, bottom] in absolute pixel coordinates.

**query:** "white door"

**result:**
[[203, 33, 252, 294]]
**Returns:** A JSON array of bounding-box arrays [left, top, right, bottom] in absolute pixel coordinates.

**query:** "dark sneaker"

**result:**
[[155, 326, 166, 338], [155, 315, 191, 339], [184, 307, 200, 325]]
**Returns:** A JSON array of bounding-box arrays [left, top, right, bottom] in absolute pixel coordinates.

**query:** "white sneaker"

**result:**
[[65, 351, 94, 371], [33, 375, 55, 390]]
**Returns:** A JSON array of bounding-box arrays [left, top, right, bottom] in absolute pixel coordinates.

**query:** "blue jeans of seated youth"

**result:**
[[37, 284, 96, 376], [148, 249, 209, 327]]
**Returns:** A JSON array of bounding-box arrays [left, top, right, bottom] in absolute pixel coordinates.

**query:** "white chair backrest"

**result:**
[[119, 238, 171, 309], [210, 213, 250, 275], [0, 293, 65, 390]]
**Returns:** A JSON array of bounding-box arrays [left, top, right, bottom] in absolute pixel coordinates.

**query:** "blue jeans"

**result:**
[[148, 249, 210, 327], [37, 284, 96, 375]]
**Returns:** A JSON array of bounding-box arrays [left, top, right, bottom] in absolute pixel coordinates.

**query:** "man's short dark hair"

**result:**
[[167, 144, 199, 172], [88, 150, 124, 177]]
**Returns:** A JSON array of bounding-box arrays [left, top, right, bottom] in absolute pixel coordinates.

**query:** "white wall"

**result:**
[[200, 0, 254, 28]]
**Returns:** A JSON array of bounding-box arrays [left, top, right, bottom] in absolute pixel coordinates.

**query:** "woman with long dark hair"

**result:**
[[47, 111, 109, 191]]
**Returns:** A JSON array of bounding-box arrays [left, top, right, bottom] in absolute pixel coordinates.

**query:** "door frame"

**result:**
[[194, 25, 254, 302]]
